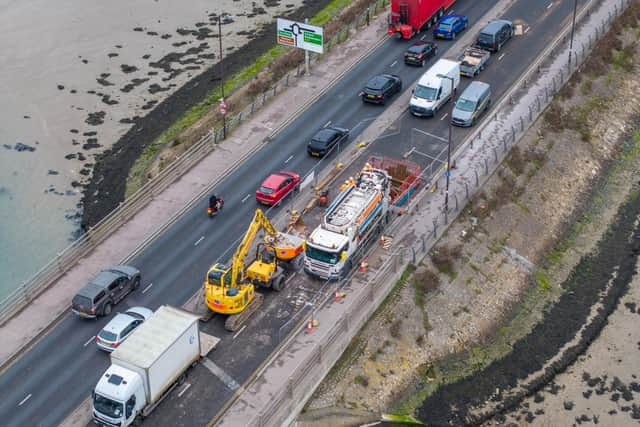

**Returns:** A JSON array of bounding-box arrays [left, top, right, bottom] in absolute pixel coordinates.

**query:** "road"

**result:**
[[0, 0, 586, 426]]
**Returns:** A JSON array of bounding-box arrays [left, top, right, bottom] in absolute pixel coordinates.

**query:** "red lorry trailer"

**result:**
[[388, 0, 456, 39]]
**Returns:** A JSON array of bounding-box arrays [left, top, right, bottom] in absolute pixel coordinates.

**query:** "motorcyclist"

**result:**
[[208, 194, 223, 214]]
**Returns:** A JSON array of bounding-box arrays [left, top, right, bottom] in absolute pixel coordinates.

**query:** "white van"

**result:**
[[409, 59, 460, 117]]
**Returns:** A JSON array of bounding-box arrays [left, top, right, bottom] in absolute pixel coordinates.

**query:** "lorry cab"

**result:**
[[410, 59, 460, 117], [93, 365, 145, 427]]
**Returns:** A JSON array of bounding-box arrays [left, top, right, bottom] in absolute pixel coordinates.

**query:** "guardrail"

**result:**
[[0, 0, 390, 326], [217, 0, 627, 424]]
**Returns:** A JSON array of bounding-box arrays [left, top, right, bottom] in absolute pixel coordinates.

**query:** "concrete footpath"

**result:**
[[0, 13, 391, 370]]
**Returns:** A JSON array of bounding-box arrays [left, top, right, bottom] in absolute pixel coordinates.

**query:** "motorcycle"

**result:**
[[207, 198, 224, 217]]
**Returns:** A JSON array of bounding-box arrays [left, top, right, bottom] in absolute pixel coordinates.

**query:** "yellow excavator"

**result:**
[[204, 208, 304, 331]]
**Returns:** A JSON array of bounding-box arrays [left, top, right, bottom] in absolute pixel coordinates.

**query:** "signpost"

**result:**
[[277, 17, 324, 75]]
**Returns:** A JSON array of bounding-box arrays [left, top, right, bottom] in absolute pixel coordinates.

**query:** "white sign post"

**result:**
[[276, 17, 324, 75]]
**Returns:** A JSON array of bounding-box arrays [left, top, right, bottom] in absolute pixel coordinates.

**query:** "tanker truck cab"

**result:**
[[305, 228, 351, 280], [93, 365, 145, 427], [410, 59, 460, 117]]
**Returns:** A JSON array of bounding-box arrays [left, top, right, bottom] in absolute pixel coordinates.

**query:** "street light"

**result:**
[[569, 0, 578, 66], [218, 17, 227, 139], [436, 74, 455, 212]]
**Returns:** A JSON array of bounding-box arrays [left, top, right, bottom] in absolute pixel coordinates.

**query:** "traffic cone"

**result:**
[[380, 234, 385, 246], [306, 319, 313, 333], [359, 259, 368, 271], [335, 291, 341, 302]]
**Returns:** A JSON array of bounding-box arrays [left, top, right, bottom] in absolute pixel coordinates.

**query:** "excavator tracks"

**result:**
[[224, 292, 264, 332]]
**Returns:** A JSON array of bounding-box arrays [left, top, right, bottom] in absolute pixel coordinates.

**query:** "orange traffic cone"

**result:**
[[380, 234, 385, 246], [359, 259, 368, 271], [335, 291, 341, 302], [306, 319, 313, 333]]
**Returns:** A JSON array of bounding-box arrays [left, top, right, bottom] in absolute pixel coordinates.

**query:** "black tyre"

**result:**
[[421, 59, 426, 67], [452, 31, 456, 39], [272, 276, 285, 292], [178, 373, 187, 385], [133, 276, 141, 290], [103, 303, 112, 316]]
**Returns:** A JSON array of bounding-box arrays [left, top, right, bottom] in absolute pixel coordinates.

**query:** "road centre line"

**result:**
[[241, 194, 251, 203], [194, 236, 205, 246], [420, 34, 427, 41], [390, 60, 397, 67], [440, 112, 448, 121], [498, 53, 505, 61], [233, 325, 247, 340], [18, 394, 32, 406], [178, 383, 191, 397], [412, 128, 448, 143], [547, 2, 553, 9], [201, 358, 240, 391], [142, 283, 153, 294], [284, 155, 294, 164], [524, 26, 530, 34], [83, 336, 96, 347], [323, 120, 331, 128]]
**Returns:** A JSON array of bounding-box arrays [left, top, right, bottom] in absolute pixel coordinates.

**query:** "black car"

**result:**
[[360, 74, 402, 105], [404, 41, 437, 66], [307, 126, 350, 157], [71, 265, 141, 318]]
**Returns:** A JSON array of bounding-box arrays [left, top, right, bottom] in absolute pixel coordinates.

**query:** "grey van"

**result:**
[[451, 81, 491, 127], [71, 265, 141, 318], [476, 19, 514, 52]]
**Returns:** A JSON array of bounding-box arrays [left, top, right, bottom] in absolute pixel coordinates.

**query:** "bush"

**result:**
[[506, 146, 525, 176], [354, 374, 369, 387], [430, 244, 462, 275], [413, 268, 440, 309], [544, 102, 564, 133], [390, 319, 402, 339]]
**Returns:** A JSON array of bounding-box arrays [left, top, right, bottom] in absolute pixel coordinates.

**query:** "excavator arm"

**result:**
[[230, 209, 279, 285]]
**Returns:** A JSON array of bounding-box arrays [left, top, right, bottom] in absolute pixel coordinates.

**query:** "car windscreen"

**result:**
[[408, 45, 428, 54], [98, 329, 118, 342], [305, 246, 340, 264], [414, 84, 438, 101], [259, 186, 275, 194], [125, 311, 145, 320], [94, 393, 124, 419], [438, 23, 452, 30], [455, 98, 477, 112], [72, 295, 92, 308]]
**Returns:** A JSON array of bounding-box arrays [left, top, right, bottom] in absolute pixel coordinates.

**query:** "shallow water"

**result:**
[[0, 0, 304, 300]]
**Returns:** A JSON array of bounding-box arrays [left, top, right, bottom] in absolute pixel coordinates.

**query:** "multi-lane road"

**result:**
[[0, 0, 588, 426]]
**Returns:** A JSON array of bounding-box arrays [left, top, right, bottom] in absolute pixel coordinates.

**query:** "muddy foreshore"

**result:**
[[80, 0, 332, 229]]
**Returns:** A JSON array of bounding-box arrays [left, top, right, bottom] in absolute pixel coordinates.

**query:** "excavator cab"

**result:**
[[246, 244, 278, 285], [204, 263, 255, 316]]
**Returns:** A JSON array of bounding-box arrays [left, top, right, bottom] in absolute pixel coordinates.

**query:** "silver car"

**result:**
[[96, 306, 153, 352]]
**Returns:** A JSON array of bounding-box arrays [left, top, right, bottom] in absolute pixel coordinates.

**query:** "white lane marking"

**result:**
[[498, 53, 505, 61], [178, 383, 192, 397], [323, 120, 331, 128], [420, 34, 427, 41], [241, 194, 251, 203], [142, 282, 153, 294], [412, 127, 448, 143], [233, 325, 247, 340], [440, 112, 448, 121], [201, 358, 240, 391], [524, 26, 530, 34], [390, 60, 397, 67], [83, 335, 96, 347], [284, 155, 294, 164], [194, 236, 205, 246], [448, 9, 455, 15], [18, 394, 32, 406], [547, 2, 553, 9]]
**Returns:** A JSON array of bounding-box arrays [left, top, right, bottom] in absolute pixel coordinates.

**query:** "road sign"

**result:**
[[219, 99, 227, 116], [277, 18, 323, 54]]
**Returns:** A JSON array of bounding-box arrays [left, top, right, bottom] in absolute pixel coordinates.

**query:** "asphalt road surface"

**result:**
[[0, 0, 586, 426]]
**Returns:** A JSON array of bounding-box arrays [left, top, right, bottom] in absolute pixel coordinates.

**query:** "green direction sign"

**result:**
[[276, 17, 324, 54], [303, 32, 323, 46]]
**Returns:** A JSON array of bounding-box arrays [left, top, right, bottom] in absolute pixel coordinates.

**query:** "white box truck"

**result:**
[[92, 306, 207, 427], [409, 59, 460, 117]]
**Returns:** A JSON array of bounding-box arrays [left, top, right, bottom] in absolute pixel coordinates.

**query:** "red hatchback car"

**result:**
[[256, 171, 301, 206]]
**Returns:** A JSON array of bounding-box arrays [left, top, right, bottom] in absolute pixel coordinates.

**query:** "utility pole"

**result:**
[[569, 0, 578, 66], [304, 18, 310, 76], [218, 17, 227, 139], [437, 74, 455, 212]]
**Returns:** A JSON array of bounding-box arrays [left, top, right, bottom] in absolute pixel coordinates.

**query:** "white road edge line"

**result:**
[[284, 155, 294, 164], [241, 194, 251, 203], [83, 335, 96, 347], [524, 26, 530, 34], [390, 60, 397, 67], [498, 53, 505, 61], [142, 283, 153, 294], [420, 34, 427, 41], [440, 113, 448, 121], [233, 325, 247, 340], [323, 120, 331, 128], [201, 358, 240, 391], [194, 236, 205, 246], [18, 394, 32, 406], [547, 2, 553, 9], [178, 383, 191, 397]]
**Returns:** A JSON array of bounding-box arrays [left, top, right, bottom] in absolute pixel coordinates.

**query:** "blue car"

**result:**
[[433, 14, 469, 39]]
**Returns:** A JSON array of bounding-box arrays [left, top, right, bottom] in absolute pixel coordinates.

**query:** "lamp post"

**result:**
[[218, 17, 227, 139], [569, 0, 578, 66], [436, 74, 455, 212]]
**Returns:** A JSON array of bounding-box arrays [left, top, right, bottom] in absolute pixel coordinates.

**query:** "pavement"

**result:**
[[0, 0, 392, 402]]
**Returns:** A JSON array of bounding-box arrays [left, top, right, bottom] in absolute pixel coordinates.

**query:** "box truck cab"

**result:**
[[92, 306, 205, 427], [410, 59, 460, 117]]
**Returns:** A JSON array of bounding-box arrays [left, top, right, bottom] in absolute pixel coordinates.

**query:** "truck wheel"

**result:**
[[178, 373, 187, 385], [273, 276, 285, 292], [103, 303, 112, 316], [132, 415, 143, 427], [452, 31, 456, 39]]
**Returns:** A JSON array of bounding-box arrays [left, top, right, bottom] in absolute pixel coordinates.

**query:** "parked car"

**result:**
[[451, 81, 492, 127], [476, 19, 514, 52], [360, 74, 402, 105], [96, 306, 153, 352], [404, 41, 438, 67], [256, 171, 301, 206], [71, 266, 141, 318], [307, 126, 350, 157], [433, 14, 468, 39]]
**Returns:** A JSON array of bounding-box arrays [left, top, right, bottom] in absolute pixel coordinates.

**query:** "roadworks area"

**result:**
[[300, 6, 640, 426]]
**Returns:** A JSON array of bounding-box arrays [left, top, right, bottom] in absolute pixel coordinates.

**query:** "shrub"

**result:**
[[544, 102, 564, 133], [413, 268, 440, 309], [506, 146, 525, 176], [429, 244, 462, 274], [390, 319, 402, 339], [354, 374, 369, 387]]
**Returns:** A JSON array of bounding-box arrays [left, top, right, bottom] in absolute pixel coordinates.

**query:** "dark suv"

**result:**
[[71, 266, 141, 318], [476, 19, 514, 52]]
